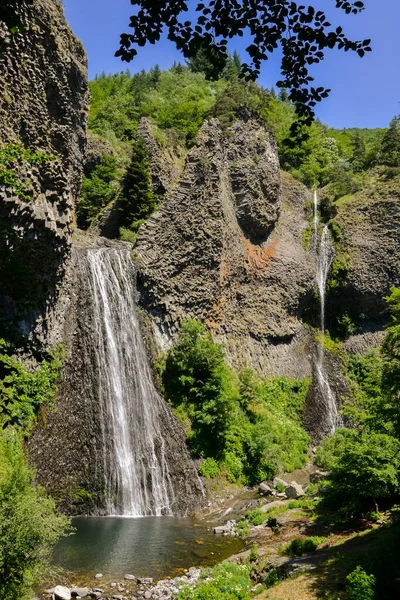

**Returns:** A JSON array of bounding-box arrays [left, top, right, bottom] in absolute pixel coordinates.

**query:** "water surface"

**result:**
[[54, 517, 244, 582]]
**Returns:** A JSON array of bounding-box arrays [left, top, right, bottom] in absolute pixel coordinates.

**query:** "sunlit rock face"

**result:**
[[136, 117, 316, 378]]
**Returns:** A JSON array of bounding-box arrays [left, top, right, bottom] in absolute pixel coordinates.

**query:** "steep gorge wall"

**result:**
[[137, 118, 316, 378], [0, 0, 88, 343]]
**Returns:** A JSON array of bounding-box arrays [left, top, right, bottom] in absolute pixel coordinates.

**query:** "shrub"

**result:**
[[76, 155, 119, 228], [249, 544, 259, 563], [176, 562, 252, 600], [0, 340, 63, 430], [246, 508, 265, 526], [199, 458, 220, 480], [346, 566, 375, 600], [235, 520, 249, 537], [282, 537, 320, 557], [0, 429, 70, 600]]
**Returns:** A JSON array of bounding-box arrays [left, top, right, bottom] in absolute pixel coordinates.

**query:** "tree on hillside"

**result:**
[[380, 116, 400, 167], [120, 138, 157, 232], [351, 131, 366, 172], [116, 0, 372, 135]]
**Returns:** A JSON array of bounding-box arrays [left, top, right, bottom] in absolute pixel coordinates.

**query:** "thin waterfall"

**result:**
[[313, 191, 341, 432], [86, 247, 175, 516]]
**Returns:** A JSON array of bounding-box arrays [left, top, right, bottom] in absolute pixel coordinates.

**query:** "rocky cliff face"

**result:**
[[0, 0, 88, 342], [328, 172, 400, 330], [136, 118, 316, 378]]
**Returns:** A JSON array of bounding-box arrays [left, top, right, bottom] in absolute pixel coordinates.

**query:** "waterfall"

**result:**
[[86, 247, 175, 517], [313, 191, 341, 432]]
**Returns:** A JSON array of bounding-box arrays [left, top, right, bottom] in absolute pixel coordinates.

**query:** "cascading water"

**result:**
[[85, 247, 176, 517], [313, 191, 341, 432]]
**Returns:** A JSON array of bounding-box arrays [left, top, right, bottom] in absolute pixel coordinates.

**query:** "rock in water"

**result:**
[[54, 586, 71, 600]]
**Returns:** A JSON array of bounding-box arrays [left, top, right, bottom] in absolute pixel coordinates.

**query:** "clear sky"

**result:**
[[63, 0, 400, 129]]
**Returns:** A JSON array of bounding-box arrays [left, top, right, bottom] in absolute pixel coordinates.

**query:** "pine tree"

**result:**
[[351, 131, 366, 172], [278, 88, 290, 102], [120, 139, 157, 232], [380, 116, 400, 167]]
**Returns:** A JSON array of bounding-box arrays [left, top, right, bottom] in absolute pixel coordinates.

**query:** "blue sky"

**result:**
[[63, 0, 400, 129]]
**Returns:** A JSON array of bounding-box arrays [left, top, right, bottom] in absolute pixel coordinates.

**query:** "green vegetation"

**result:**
[[0, 430, 70, 600], [162, 319, 310, 484], [119, 139, 157, 235], [246, 508, 265, 526], [346, 566, 376, 600], [0, 143, 55, 202], [0, 341, 68, 599], [282, 536, 322, 557], [0, 339, 63, 430], [89, 67, 226, 147], [77, 155, 120, 229], [176, 562, 252, 600], [315, 288, 400, 522]]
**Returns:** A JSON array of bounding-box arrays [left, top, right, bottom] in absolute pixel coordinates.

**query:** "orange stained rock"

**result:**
[[245, 237, 278, 276]]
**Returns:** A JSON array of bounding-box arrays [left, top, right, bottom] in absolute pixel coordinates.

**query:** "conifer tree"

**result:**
[[380, 116, 400, 167], [120, 139, 157, 232], [351, 131, 366, 172]]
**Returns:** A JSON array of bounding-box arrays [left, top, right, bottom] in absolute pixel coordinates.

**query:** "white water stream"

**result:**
[[313, 191, 341, 432], [86, 247, 175, 516]]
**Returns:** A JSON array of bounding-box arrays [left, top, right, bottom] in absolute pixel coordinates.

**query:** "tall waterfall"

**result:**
[[313, 191, 341, 432], [86, 247, 175, 517]]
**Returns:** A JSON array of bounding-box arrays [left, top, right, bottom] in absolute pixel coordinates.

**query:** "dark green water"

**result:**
[[53, 517, 244, 581]]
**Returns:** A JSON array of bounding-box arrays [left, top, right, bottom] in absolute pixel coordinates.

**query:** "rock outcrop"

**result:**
[[0, 0, 88, 341], [137, 117, 185, 196], [329, 171, 400, 328], [136, 118, 316, 377]]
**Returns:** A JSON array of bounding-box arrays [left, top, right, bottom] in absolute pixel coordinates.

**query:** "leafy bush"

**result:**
[[0, 340, 63, 430], [246, 508, 265, 526], [176, 562, 252, 600], [235, 520, 249, 537], [199, 458, 220, 480], [162, 320, 310, 484], [0, 429, 70, 600], [346, 566, 375, 600], [316, 429, 400, 520], [76, 155, 119, 228], [282, 537, 320, 557]]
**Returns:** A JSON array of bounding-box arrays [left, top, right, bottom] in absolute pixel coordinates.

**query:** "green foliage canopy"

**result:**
[[163, 320, 310, 483]]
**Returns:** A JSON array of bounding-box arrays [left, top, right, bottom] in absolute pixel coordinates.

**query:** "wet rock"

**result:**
[[285, 482, 305, 499], [213, 520, 236, 535], [54, 586, 72, 600]]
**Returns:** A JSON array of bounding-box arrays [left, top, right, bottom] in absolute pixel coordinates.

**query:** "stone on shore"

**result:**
[[285, 481, 305, 499], [54, 586, 72, 600]]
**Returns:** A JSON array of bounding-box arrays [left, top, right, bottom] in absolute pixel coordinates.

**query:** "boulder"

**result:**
[[310, 470, 329, 483], [54, 586, 71, 600], [273, 477, 288, 489], [71, 588, 89, 598], [124, 574, 136, 581], [259, 482, 273, 495], [94, 574, 103, 579], [285, 481, 305, 499], [137, 578, 154, 585]]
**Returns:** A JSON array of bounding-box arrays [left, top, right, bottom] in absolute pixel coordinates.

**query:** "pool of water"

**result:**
[[53, 517, 244, 582]]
